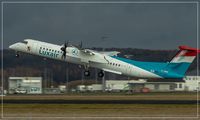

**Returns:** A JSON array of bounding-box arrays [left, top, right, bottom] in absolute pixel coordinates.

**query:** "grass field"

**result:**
[[2, 104, 199, 117]]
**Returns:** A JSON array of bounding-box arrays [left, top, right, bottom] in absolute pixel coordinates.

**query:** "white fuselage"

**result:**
[[9, 39, 161, 78]]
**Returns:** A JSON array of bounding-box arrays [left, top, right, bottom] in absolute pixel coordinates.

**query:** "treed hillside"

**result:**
[[1, 48, 199, 84]]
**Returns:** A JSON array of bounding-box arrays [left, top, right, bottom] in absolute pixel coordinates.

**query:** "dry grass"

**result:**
[[1, 104, 198, 117]]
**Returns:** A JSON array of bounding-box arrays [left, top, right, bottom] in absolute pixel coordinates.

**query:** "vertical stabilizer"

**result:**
[[168, 46, 200, 76], [170, 46, 200, 63]]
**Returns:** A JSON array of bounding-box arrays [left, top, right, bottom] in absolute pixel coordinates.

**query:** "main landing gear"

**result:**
[[83, 65, 104, 78], [83, 70, 104, 78]]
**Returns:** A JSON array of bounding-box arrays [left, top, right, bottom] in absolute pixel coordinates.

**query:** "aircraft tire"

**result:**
[[15, 53, 19, 58], [98, 71, 104, 78]]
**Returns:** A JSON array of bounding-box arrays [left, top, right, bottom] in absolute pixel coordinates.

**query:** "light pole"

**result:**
[[43, 58, 47, 89], [101, 36, 109, 92]]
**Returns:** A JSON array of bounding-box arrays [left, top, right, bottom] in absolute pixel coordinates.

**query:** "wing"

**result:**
[[99, 51, 120, 56], [70, 45, 95, 56], [102, 68, 122, 75], [70, 46, 107, 64], [81, 49, 95, 55]]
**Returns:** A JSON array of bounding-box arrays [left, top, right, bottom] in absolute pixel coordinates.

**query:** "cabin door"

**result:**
[[31, 43, 38, 53]]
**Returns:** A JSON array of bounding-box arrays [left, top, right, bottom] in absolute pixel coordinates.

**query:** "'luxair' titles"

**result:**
[[39, 49, 59, 58]]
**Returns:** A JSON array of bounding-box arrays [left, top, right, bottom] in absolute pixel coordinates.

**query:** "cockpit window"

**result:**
[[21, 41, 28, 44]]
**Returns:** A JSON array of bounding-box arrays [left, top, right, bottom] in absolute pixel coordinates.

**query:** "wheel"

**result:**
[[15, 53, 19, 58], [84, 70, 90, 76], [98, 71, 104, 78]]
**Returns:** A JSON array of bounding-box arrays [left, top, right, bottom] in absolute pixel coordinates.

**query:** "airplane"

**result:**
[[9, 39, 200, 79]]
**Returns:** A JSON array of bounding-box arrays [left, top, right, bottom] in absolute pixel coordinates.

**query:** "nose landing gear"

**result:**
[[83, 64, 90, 77], [84, 70, 90, 77], [15, 52, 20, 58]]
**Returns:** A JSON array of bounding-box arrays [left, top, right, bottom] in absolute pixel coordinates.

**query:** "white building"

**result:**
[[8, 77, 42, 94], [91, 84, 102, 91], [182, 76, 200, 91], [106, 79, 184, 92], [77, 84, 103, 92], [75, 76, 200, 93], [107, 76, 200, 92], [106, 79, 146, 92]]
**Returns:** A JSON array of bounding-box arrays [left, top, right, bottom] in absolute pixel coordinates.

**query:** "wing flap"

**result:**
[[102, 68, 122, 75]]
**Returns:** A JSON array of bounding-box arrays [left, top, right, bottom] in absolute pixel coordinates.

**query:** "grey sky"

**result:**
[[2, 2, 198, 49]]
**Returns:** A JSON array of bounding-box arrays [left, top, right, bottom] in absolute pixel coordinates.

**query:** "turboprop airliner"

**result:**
[[9, 39, 200, 79]]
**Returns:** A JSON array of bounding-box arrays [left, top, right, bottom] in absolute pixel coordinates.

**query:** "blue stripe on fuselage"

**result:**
[[111, 56, 190, 79]]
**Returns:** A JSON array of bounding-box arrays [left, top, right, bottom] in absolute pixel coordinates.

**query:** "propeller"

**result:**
[[61, 41, 68, 59], [79, 41, 83, 49]]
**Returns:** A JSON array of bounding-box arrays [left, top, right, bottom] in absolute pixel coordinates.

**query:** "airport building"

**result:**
[[105, 79, 181, 92], [106, 80, 145, 92], [77, 84, 103, 92], [104, 76, 200, 92], [8, 77, 42, 94], [182, 76, 200, 91]]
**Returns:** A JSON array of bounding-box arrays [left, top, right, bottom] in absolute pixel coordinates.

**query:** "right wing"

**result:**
[[102, 68, 122, 75], [99, 51, 120, 56]]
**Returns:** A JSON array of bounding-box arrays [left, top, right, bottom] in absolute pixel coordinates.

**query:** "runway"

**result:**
[[2, 99, 199, 104]]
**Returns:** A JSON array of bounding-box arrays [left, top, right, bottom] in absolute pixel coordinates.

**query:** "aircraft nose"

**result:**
[[9, 43, 17, 50]]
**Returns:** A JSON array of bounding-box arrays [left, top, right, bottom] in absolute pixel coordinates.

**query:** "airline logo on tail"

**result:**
[[170, 46, 200, 63]]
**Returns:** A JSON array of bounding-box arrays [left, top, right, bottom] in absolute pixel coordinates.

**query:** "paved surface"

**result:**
[[2, 99, 199, 104]]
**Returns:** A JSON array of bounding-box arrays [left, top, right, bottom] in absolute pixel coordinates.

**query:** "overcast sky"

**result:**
[[2, 2, 198, 49]]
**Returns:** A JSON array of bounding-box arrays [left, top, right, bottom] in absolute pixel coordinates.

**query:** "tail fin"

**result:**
[[170, 46, 200, 63], [168, 46, 200, 77]]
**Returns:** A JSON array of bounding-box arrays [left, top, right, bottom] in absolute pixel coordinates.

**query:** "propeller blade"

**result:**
[[79, 41, 82, 48], [61, 41, 69, 59]]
